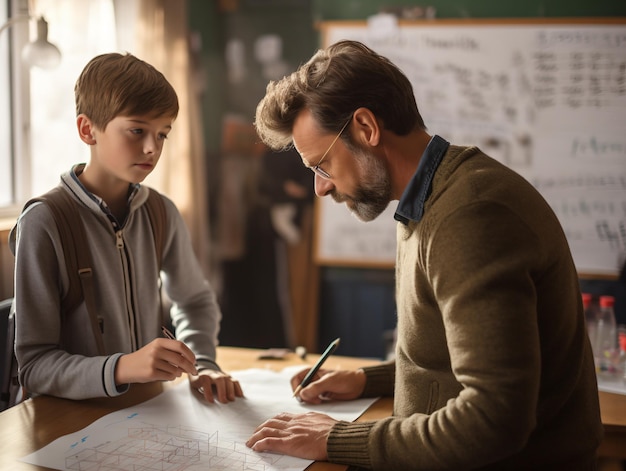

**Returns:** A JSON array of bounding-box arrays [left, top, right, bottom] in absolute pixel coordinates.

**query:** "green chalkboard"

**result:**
[[312, 0, 626, 21]]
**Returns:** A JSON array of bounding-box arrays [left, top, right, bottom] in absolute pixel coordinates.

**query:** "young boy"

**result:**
[[10, 53, 243, 403]]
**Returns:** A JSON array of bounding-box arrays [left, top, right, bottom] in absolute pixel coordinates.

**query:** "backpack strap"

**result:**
[[144, 188, 167, 269], [143, 188, 167, 324], [24, 187, 105, 355]]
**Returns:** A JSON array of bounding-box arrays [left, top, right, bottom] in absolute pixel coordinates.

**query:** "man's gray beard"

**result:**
[[332, 148, 392, 222]]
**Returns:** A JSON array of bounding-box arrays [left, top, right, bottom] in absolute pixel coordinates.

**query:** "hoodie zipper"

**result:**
[[116, 229, 138, 350]]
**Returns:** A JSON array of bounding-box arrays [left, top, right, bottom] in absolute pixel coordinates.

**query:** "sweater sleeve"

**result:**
[[360, 361, 395, 397], [159, 197, 222, 371], [327, 421, 377, 469]]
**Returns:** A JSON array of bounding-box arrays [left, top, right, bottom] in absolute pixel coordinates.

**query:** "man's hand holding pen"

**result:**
[[291, 337, 364, 403], [290, 368, 367, 404]]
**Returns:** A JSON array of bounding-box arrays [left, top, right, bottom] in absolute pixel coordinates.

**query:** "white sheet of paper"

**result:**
[[20, 366, 380, 471]]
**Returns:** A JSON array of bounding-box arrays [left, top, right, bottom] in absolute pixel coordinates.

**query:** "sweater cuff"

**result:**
[[196, 358, 222, 372], [327, 420, 376, 469], [361, 361, 395, 397], [104, 353, 129, 397]]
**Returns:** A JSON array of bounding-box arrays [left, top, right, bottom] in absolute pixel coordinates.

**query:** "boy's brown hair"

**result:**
[[74, 53, 179, 130]]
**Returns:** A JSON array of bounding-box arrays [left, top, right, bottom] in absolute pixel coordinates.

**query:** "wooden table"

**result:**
[[0, 346, 388, 471], [0, 346, 624, 470], [597, 390, 626, 460]]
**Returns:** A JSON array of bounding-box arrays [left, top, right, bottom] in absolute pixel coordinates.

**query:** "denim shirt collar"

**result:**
[[70, 163, 140, 228], [394, 135, 449, 225]]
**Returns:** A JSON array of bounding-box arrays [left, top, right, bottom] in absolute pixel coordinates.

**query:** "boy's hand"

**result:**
[[189, 370, 244, 403], [114, 338, 198, 385]]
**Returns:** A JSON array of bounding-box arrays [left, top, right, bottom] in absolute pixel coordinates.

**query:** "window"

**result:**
[[1, 0, 116, 218], [0, 0, 13, 208]]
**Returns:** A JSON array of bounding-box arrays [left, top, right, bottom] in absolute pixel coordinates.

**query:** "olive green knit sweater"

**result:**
[[327, 145, 602, 470]]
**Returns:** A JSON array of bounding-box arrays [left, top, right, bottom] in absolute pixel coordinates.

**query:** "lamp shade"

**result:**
[[20, 17, 61, 69]]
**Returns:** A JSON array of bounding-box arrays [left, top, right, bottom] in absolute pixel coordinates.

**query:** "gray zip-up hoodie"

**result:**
[[10, 165, 222, 400]]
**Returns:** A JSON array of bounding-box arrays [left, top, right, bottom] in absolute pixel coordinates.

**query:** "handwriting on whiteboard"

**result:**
[[319, 23, 626, 274]]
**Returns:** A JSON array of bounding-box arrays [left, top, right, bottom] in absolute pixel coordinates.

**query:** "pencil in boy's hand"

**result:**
[[161, 325, 176, 340], [161, 325, 199, 375], [293, 338, 340, 398]]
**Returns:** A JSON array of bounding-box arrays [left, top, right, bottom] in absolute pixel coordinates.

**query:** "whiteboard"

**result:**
[[314, 20, 626, 277]]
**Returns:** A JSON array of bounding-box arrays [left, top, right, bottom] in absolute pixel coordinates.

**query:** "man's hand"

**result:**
[[291, 368, 367, 404], [189, 370, 244, 404], [246, 412, 336, 460]]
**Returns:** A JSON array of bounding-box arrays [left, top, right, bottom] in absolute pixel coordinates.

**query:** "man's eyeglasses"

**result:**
[[310, 116, 352, 180]]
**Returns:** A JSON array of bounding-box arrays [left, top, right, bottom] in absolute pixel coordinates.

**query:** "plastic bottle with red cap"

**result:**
[[618, 326, 626, 382], [582, 293, 597, 358], [594, 295, 618, 377]]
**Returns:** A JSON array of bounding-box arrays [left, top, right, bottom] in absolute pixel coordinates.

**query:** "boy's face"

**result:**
[[90, 114, 173, 185]]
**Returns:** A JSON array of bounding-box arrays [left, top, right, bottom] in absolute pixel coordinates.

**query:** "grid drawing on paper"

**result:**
[[65, 424, 283, 471]]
